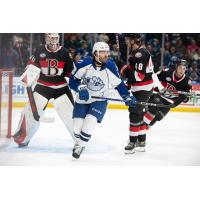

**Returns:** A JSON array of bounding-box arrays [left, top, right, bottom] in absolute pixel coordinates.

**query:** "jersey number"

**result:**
[[135, 63, 143, 71]]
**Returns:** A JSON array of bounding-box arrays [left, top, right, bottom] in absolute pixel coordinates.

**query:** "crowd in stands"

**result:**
[[1, 33, 200, 83]]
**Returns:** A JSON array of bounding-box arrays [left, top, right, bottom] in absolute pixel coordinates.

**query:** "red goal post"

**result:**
[[0, 69, 13, 138]]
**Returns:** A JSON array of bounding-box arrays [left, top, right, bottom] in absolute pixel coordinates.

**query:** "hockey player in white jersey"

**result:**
[[69, 42, 137, 159], [13, 33, 75, 147]]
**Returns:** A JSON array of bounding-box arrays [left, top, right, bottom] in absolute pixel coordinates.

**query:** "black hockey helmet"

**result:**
[[125, 33, 142, 45], [169, 56, 188, 70], [176, 59, 188, 68]]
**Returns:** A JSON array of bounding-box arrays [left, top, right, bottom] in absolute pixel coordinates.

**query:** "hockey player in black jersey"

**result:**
[[120, 34, 154, 154], [14, 33, 75, 147], [144, 59, 192, 129]]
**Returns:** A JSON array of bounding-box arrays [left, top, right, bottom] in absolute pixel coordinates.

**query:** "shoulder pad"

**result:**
[[163, 68, 170, 72], [106, 59, 120, 76], [135, 52, 142, 58], [72, 57, 92, 75], [75, 56, 93, 68]]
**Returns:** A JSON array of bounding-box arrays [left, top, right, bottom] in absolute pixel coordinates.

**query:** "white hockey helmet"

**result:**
[[45, 33, 60, 51], [92, 42, 110, 54]]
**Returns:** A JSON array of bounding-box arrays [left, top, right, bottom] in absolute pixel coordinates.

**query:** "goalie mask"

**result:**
[[45, 33, 60, 51]]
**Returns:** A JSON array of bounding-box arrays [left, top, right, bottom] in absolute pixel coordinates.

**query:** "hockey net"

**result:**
[[0, 69, 13, 139]]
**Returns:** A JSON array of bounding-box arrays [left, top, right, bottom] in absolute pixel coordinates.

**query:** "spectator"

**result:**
[[176, 37, 186, 56], [64, 34, 81, 49], [187, 38, 199, 54], [167, 56, 179, 70], [188, 61, 198, 77], [151, 38, 160, 55], [1, 42, 19, 73], [13, 36, 29, 74], [110, 44, 120, 62], [99, 33, 110, 43], [191, 48, 200, 62], [165, 41, 171, 51], [163, 42, 172, 66], [169, 46, 182, 59], [189, 70, 199, 82], [75, 40, 91, 59]]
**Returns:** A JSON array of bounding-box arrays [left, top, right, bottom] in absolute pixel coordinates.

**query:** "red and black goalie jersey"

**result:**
[[27, 45, 74, 89]]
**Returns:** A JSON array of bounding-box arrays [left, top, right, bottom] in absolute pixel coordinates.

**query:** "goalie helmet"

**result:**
[[45, 33, 60, 51]]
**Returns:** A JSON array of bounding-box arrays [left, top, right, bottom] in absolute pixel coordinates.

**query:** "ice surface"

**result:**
[[0, 108, 200, 166]]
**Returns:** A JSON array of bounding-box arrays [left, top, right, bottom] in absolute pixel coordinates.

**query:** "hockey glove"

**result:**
[[124, 95, 137, 107], [78, 85, 90, 101], [160, 88, 173, 97]]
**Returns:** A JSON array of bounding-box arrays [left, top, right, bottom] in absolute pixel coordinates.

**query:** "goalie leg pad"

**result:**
[[53, 94, 75, 141], [14, 92, 48, 145]]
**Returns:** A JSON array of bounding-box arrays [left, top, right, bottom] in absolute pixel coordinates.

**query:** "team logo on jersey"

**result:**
[[163, 83, 177, 98], [83, 76, 105, 91], [166, 77, 171, 81], [40, 53, 46, 58], [135, 52, 142, 58], [46, 59, 59, 76]]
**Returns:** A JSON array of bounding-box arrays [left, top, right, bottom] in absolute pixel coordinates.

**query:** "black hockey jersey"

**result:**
[[27, 45, 74, 89], [157, 68, 192, 106], [120, 47, 154, 92]]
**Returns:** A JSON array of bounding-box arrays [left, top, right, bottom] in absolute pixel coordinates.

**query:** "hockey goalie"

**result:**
[[13, 33, 75, 147]]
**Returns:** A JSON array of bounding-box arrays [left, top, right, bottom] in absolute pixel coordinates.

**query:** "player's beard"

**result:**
[[99, 55, 108, 64]]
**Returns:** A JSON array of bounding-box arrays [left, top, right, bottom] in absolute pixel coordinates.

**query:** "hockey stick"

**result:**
[[116, 33, 120, 60], [26, 87, 40, 121], [91, 96, 174, 108], [159, 89, 200, 98]]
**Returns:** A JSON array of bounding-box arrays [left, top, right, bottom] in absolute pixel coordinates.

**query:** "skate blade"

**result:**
[[125, 150, 135, 154], [136, 147, 146, 152], [72, 157, 80, 161]]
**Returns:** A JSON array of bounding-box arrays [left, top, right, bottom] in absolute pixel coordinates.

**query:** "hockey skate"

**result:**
[[136, 141, 146, 152], [125, 142, 136, 154], [72, 144, 84, 159], [13, 131, 29, 148]]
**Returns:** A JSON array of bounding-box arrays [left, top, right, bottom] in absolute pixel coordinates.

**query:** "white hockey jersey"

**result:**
[[69, 57, 129, 104]]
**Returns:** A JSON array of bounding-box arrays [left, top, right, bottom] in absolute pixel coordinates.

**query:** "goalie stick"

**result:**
[[26, 87, 55, 123], [26, 86, 40, 121]]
